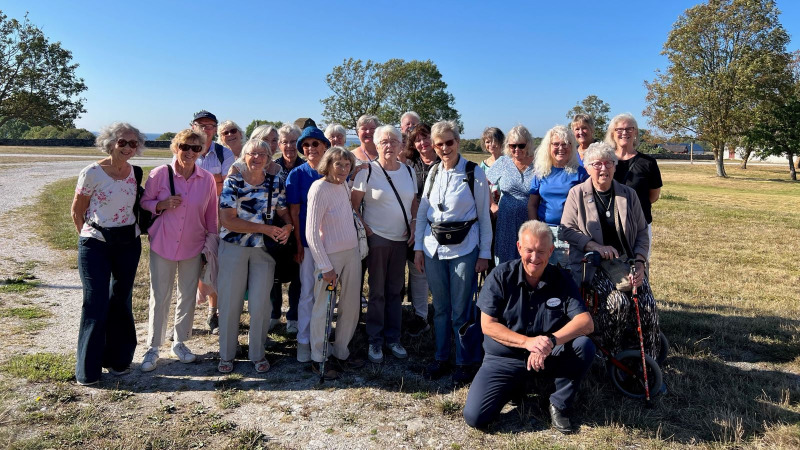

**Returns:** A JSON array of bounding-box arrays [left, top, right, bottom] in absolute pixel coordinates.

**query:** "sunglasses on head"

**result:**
[[178, 143, 203, 153], [302, 140, 322, 149], [221, 129, 238, 136], [116, 139, 139, 149], [433, 139, 456, 150], [508, 143, 526, 150]]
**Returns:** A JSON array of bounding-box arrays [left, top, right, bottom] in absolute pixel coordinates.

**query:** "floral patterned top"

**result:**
[[219, 172, 287, 247], [75, 162, 140, 242], [486, 156, 535, 264]]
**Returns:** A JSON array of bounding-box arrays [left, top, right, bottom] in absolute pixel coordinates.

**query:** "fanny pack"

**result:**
[[88, 221, 137, 246], [430, 218, 477, 245]]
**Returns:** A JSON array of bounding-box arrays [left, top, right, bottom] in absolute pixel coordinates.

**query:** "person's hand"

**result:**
[[414, 250, 425, 274], [475, 258, 489, 273], [587, 241, 618, 260], [322, 270, 337, 284], [294, 243, 304, 264], [157, 195, 182, 212], [490, 202, 499, 215], [273, 225, 291, 244], [630, 261, 645, 287], [407, 233, 415, 248], [530, 335, 554, 355], [527, 351, 547, 372], [365, 224, 374, 237], [352, 162, 368, 175]]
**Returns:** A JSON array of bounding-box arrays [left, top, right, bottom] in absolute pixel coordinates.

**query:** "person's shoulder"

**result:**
[[636, 152, 658, 163], [490, 259, 522, 284], [80, 161, 101, 175]]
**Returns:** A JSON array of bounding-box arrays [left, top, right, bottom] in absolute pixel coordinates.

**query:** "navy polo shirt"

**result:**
[[477, 260, 586, 360]]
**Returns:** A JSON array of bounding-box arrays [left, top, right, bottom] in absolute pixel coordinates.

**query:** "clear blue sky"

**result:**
[[4, 1, 800, 138]]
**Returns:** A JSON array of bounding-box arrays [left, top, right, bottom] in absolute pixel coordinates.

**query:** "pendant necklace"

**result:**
[[594, 187, 613, 218]]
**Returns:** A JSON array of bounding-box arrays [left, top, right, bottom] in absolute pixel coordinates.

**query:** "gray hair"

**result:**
[[401, 111, 420, 122], [277, 124, 300, 140], [570, 114, 595, 130], [533, 125, 579, 178], [251, 124, 278, 141], [324, 123, 347, 141], [604, 113, 639, 147], [317, 146, 356, 177], [356, 114, 380, 129], [583, 142, 618, 168], [518, 220, 554, 247], [236, 138, 273, 174], [503, 125, 535, 159], [95, 122, 146, 156], [431, 120, 460, 142], [481, 127, 505, 153], [216, 120, 243, 143], [374, 125, 402, 145]]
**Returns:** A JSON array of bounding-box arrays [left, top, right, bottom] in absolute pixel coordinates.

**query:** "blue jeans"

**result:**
[[76, 236, 141, 384], [425, 247, 479, 365]]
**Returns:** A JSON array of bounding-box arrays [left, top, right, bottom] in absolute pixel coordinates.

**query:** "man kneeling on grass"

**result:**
[[463, 220, 595, 433]]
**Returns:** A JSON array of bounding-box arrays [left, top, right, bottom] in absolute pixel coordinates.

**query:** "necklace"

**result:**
[[594, 187, 614, 218]]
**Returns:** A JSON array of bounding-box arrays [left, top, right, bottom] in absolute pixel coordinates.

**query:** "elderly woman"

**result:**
[[571, 114, 595, 163], [480, 127, 505, 211], [139, 129, 218, 372], [486, 125, 536, 265], [218, 120, 245, 158], [250, 125, 279, 153], [352, 125, 418, 364], [305, 147, 365, 379], [351, 115, 380, 172], [287, 126, 331, 362], [71, 122, 146, 385], [528, 125, 588, 267], [605, 113, 662, 256], [560, 142, 660, 360], [216, 138, 291, 373], [324, 123, 348, 148], [414, 121, 492, 383]]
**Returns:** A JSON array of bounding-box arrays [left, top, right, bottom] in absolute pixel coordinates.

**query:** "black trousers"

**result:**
[[463, 336, 595, 429]]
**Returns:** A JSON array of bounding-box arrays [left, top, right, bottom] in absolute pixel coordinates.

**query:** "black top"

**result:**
[[477, 260, 587, 360], [275, 156, 306, 186], [614, 153, 662, 224], [593, 188, 624, 255]]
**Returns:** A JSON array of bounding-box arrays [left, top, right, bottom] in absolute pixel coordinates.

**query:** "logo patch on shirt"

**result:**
[[546, 298, 561, 308]]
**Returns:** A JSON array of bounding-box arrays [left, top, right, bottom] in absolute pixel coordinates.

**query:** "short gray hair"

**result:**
[[251, 124, 278, 141], [503, 125, 535, 159], [374, 125, 401, 145], [518, 220, 554, 247], [277, 124, 300, 140], [401, 111, 420, 123], [217, 120, 243, 143], [95, 122, 146, 156], [236, 138, 273, 173], [583, 142, 618, 168], [571, 114, 595, 130], [604, 113, 639, 147], [533, 125, 579, 178], [317, 146, 356, 177], [431, 120, 460, 142], [324, 123, 347, 141], [356, 114, 380, 129]]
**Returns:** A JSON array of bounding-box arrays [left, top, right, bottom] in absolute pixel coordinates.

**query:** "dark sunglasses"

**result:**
[[116, 139, 139, 149], [508, 143, 526, 150], [302, 140, 322, 149], [221, 129, 238, 136], [178, 143, 203, 153], [433, 139, 456, 150]]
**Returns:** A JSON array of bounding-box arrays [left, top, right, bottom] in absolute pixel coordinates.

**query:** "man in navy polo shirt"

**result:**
[[463, 220, 595, 434]]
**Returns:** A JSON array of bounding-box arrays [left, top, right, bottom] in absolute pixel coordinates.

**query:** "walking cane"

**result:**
[[629, 259, 652, 407], [318, 274, 337, 384]]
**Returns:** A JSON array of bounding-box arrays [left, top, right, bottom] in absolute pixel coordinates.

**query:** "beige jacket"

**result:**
[[559, 179, 649, 285]]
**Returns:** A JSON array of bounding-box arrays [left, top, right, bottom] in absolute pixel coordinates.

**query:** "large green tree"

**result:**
[[245, 120, 282, 138], [644, 0, 790, 177], [0, 12, 87, 129], [566, 95, 610, 138], [321, 58, 461, 130]]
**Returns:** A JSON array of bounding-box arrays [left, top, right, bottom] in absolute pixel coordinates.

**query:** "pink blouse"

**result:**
[[305, 179, 358, 273], [141, 162, 218, 261]]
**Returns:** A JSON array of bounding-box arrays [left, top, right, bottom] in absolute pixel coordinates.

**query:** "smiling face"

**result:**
[[112, 131, 139, 162], [573, 122, 594, 149], [173, 136, 203, 167], [265, 130, 279, 153], [357, 122, 377, 146], [550, 134, 571, 168], [517, 230, 554, 281], [220, 127, 241, 149], [401, 115, 419, 134], [484, 138, 502, 158], [329, 133, 346, 147], [302, 138, 325, 164], [244, 147, 269, 172], [279, 134, 299, 163], [191, 118, 217, 150], [432, 131, 459, 166], [612, 119, 637, 150], [414, 132, 434, 158], [507, 137, 530, 163]]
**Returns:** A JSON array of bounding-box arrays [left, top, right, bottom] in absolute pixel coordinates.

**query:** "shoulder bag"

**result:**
[[261, 173, 298, 282]]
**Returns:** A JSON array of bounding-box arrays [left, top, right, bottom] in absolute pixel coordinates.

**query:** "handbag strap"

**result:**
[[166, 164, 175, 195], [375, 161, 412, 238], [262, 173, 276, 225]]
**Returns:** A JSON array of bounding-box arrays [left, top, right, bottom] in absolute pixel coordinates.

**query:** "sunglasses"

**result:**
[[221, 129, 238, 136], [508, 143, 526, 150], [433, 139, 456, 150], [302, 140, 322, 149], [178, 143, 203, 153], [116, 139, 139, 149]]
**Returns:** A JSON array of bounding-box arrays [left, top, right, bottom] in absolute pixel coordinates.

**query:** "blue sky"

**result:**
[[4, 1, 800, 138]]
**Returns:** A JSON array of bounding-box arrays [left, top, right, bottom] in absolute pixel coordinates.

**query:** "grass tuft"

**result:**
[[2, 353, 75, 382], [0, 306, 51, 319]]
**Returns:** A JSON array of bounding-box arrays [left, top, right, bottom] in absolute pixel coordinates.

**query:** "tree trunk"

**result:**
[[739, 145, 753, 169], [789, 153, 797, 181], [714, 142, 728, 177]]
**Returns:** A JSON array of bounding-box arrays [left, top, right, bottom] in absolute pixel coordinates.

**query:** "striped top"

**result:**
[[305, 178, 358, 273]]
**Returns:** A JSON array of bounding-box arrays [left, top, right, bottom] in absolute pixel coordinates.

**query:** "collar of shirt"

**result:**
[[170, 160, 201, 180], [515, 261, 550, 291]]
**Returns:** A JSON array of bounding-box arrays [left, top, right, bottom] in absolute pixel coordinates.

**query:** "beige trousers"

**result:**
[[310, 247, 361, 362], [146, 251, 203, 349]]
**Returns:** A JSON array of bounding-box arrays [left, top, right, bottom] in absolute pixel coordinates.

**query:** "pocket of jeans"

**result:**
[[78, 236, 91, 246]]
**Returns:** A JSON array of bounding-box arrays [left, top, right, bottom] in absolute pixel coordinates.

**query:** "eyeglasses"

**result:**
[[614, 127, 636, 135], [193, 123, 217, 131], [116, 139, 139, 149], [508, 143, 526, 150], [178, 143, 203, 153], [221, 129, 238, 136], [589, 161, 614, 169], [379, 139, 400, 147], [433, 139, 456, 150], [302, 140, 322, 149], [358, 127, 376, 133], [246, 152, 269, 158], [551, 142, 569, 149], [279, 139, 298, 146]]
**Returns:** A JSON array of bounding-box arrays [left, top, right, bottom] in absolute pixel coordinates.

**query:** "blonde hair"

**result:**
[[533, 125, 579, 179]]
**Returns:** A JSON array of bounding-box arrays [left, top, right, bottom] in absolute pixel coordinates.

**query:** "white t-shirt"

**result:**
[[75, 162, 140, 241], [352, 161, 417, 242]]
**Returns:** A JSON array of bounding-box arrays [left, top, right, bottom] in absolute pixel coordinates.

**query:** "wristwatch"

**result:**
[[545, 333, 557, 347]]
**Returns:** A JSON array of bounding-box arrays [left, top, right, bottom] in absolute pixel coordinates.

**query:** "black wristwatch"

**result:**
[[546, 333, 557, 347]]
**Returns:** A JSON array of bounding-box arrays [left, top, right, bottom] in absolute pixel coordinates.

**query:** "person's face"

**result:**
[[573, 123, 594, 148], [220, 127, 241, 148], [377, 132, 401, 162], [265, 130, 279, 153], [112, 131, 139, 161], [484, 138, 501, 156], [330, 158, 351, 182], [401, 116, 419, 134], [507, 137, 529, 162], [174, 138, 203, 165], [550, 135, 571, 167], [587, 158, 616, 188], [612, 120, 637, 149], [432, 131, 459, 164], [279, 134, 298, 161], [329, 133, 346, 147], [244, 146, 269, 171], [414, 132, 433, 155], [357, 122, 377, 145], [192, 118, 217, 146], [517, 231, 554, 280], [302, 138, 325, 163]]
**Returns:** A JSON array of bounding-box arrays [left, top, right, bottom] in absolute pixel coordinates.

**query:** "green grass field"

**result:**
[[4, 157, 799, 448]]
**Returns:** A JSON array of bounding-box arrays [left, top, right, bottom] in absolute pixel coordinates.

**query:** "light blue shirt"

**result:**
[[414, 156, 493, 260], [196, 143, 235, 176]]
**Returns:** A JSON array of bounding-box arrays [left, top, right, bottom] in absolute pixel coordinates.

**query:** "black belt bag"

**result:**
[[430, 218, 477, 245], [88, 222, 137, 246]]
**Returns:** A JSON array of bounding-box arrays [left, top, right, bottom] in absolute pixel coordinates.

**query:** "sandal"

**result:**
[[218, 359, 234, 373], [254, 358, 270, 373]]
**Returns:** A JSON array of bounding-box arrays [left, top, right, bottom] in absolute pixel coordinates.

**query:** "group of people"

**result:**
[[71, 108, 663, 434]]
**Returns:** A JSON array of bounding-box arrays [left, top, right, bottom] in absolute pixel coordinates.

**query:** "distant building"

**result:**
[[657, 142, 705, 154]]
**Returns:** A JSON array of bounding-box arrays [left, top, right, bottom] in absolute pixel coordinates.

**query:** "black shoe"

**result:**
[[311, 361, 340, 380], [548, 404, 573, 434], [207, 313, 219, 334], [332, 355, 366, 372], [452, 365, 478, 385], [406, 315, 430, 337], [422, 360, 450, 380]]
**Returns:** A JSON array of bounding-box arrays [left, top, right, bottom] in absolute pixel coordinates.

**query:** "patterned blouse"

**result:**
[[75, 163, 139, 242], [486, 156, 535, 264], [219, 172, 287, 247]]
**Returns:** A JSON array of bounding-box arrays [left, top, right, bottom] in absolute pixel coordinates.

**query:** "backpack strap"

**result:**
[[214, 142, 225, 164], [424, 162, 440, 200], [133, 165, 143, 186], [465, 160, 477, 198]]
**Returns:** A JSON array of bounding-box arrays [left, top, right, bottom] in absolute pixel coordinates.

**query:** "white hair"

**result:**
[[533, 125, 579, 178], [95, 122, 146, 156], [518, 220, 554, 247]]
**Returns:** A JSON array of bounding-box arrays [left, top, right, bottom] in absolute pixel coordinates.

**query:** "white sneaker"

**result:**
[[286, 320, 298, 334], [297, 342, 311, 363], [140, 348, 159, 372], [368, 344, 384, 363], [268, 318, 281, 332], [171, 342, 196, 363], [387, 342, 408, 359]]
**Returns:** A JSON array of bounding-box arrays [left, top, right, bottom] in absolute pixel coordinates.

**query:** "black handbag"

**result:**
[[430, 219, 477, 245], [134, 165, 174, 235], [261, 173, 298, 283]]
